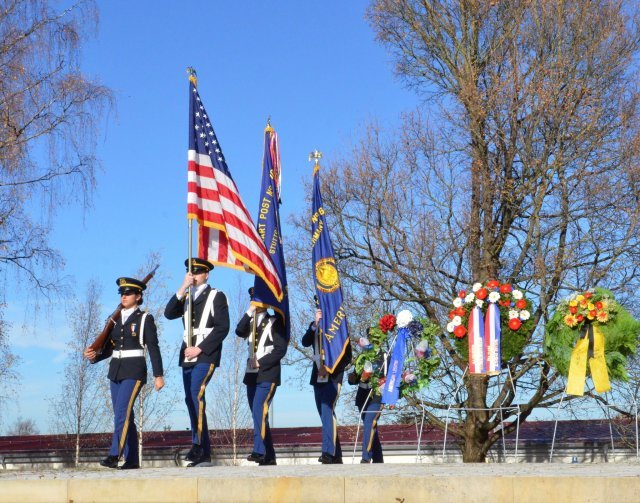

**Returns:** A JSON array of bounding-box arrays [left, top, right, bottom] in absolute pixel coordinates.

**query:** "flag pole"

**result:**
[[186, 67, 197, 354]]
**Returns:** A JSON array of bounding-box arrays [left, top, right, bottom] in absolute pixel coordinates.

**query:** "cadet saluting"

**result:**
[[84, 277, 164, 470], [164, 258, 230, 467]]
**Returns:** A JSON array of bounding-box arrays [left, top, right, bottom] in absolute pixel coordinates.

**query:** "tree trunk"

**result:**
[[462, 375, 490, 462]]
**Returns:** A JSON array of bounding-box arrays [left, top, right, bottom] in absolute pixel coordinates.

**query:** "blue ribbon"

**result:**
[[381, 327, 409, 406]]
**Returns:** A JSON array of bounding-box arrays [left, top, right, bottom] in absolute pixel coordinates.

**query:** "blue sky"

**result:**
[[2, 1, 422, 433]]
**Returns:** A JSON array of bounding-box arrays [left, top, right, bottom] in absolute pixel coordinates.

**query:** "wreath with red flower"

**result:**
[[353, 311, 440, 397], [447, 280, 535, 362]]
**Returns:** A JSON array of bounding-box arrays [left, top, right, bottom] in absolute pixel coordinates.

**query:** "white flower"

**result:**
[[465, 293, 476, 303], [520, 310, 530, 321], [453, 297, 463, 308], [396, 310, 414, 328], [475, 299, 484, 308], [512, 290, 523, 300], [452, 316, 462, 326], [509, 310, 519, 319], [446, 322, 455, 333], [488, 291, 501, 303], [416, 340, 430, 351], [472, 282, 482, 292]]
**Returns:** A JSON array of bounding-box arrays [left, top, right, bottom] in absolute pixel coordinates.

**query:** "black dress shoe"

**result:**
[[247, 452, 264, 463], [332, 457, 343, 464], [319, 453, 334, 464], [360, 459, 371, 464], [99, 455, 119, 469], [186, 456, 211, 467], [118, 462, 140, 470], [259, 458, 277, 466], [184, 444, 201, 462]]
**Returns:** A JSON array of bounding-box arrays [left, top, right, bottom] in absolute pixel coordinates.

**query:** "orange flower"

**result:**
[[596, 311, 609, 323], [564, 314, 578, 327]]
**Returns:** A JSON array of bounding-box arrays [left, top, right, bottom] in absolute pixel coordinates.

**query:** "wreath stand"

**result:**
[[350, 328, 430, 463], [548, 386, 639, 462], [435, 364, 522, 463]]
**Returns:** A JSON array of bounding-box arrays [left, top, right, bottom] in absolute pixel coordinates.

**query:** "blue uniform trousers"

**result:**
[[108, 379, 142, 463], [361, 400, 384, 462], [247, 382, 277, 460], [313, 381, 342, 458], [183, 363, 216, 456]]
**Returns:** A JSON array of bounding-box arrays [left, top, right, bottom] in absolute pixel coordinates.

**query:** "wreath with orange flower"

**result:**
[[544, 288, 640, 380]]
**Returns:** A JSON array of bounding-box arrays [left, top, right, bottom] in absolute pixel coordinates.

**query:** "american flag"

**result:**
[[186, 75, 283, 301]]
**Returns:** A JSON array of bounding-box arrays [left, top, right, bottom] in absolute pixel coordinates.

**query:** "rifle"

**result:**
[[88, 265, 159, 354]]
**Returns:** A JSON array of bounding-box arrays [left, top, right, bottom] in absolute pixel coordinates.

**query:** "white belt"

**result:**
[[112, 349, 144, 359]]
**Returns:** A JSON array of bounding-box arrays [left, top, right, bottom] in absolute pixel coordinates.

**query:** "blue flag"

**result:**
[[311, 161, 349, 372], [252, 125, 290, 340]]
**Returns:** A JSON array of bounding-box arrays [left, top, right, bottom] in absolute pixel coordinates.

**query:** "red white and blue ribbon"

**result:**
[[467, 306, 486, 374], [484, 303, 501, 375]]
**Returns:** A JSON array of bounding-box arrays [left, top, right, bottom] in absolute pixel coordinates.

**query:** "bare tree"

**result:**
[[289, 1, 640, 461], [0, 0, 112, 398], [6, 416, 39, 436], [48, 280, 110, 465], [0, 307, 18, 424], [207, 278, 252, 465]]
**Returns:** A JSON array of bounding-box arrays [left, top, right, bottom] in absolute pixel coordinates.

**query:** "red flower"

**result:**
[[516, 299, 527, 310], [584, 292, 593, 299], [379, 314, 396, 334], [569, 306, 578, 314], [487, 280, 500, 289], [448, 311, 456, 320], [454, 325, 467, 338], [595, 301, 603, 310], [500, 300, 512, 307], [508, 318, 522, 330], [576, 314, 584, 322], [455, 307, 466, 316], [476, 288, 488, 300], [458, 290, 466, 299], [500, 284, 513, 293]]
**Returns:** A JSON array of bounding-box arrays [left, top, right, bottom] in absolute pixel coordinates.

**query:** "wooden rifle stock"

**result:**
[[88, 265, 159, 353]]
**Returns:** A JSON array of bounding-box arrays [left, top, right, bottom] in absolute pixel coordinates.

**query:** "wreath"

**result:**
[[447, 280, 535, 362], [353, 310, 440, 398], [544, 288, 640, 381]]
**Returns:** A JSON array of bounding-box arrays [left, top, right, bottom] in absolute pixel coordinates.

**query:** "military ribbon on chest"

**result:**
[[130, 323, 137, 338]]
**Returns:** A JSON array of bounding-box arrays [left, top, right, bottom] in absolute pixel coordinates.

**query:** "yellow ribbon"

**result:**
[[566, 324, 611, 396]]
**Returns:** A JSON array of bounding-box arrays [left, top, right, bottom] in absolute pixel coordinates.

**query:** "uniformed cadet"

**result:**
[[235, 289, 287, 466], [164, 258, 230, 467], [301, 308, 352, 464], [354, 379, 384, 463], [348, 333, 385, 464], [84, 277, 164, 470]]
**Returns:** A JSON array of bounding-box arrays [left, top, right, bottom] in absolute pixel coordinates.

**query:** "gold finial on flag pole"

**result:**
[[187, 67, 197, 86], [265, 115, 273, 133], [309, 149, 323, 167]]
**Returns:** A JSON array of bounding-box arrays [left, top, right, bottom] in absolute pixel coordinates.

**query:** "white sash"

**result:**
[[183, 289, 217, 345]]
